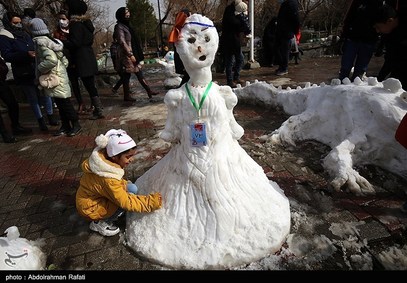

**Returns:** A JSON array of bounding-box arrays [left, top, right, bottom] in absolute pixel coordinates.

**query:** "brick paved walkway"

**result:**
[[0, 56, 406, 271]]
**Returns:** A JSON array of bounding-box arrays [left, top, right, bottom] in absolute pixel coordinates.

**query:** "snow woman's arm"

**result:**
[[219, 85, 244, 140], [159, 89, 183, 143]]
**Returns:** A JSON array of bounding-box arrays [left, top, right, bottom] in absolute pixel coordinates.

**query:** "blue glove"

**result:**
[[127, 181, 138, 194]]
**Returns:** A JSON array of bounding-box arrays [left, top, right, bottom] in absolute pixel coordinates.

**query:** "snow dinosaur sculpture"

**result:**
[[234, 77, 407, 196]]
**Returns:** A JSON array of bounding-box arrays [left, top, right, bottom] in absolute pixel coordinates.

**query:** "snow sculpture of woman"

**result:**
[[126, 13, 291, 269]]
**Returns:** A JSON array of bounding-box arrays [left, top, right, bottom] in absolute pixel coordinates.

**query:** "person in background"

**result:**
[[63, 0, 104, 120], [338, 0, 383, 81], [22, 9, 58, 111], [112, 7, 159, 102], [274, 0, 300, 76], [76, 129, 162, 236], [374, 4, 407, 212], [220, 0, 251, 88], [0, 20, 32, 141], [0, 12, 59, 132], [168, 8, 191, 87], [373, 3, 406, 89], [110, 77, 123, 96], [262, 16, 278, 67], [0, 55, 32, 143], [30, 18, 82, 137], [53, 10, 86, 114], [21, 8, 36, 34], [289, 29, 303, 65]]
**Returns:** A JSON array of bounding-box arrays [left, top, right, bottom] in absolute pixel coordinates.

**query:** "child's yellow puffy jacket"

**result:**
[[76, 150, 162, 221]]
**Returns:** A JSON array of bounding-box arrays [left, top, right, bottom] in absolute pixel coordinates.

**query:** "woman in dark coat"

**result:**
[[112, 7, 158, 101], [274, 0, 300, 76], [262, 17, 278, 67], [63, 0, 104, 120], [0, 12, 58, 131]]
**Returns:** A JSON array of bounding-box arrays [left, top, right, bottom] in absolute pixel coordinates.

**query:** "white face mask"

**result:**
[[59, 19, 69, 29]]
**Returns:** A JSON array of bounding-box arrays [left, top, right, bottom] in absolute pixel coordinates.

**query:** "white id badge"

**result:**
[[190, 122, 207, 147]]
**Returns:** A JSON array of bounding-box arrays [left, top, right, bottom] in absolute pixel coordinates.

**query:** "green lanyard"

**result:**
[[185, 81, 212, 118]]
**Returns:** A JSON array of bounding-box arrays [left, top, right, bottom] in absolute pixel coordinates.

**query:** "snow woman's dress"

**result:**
[[126, 13, 290, 269]]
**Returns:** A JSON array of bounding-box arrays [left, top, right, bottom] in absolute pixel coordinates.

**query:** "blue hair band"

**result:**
[[183, 21, 215, 28]]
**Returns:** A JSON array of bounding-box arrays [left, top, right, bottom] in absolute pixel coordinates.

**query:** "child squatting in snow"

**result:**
[[75, 129, 162, 236]]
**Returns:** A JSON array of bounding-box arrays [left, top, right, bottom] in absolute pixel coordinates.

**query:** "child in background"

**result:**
[[289, 30, 303, 65], [76, 129, 162, 236]]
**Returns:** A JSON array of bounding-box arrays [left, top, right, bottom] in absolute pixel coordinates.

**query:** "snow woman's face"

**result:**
[[175, 14, 219, 70]]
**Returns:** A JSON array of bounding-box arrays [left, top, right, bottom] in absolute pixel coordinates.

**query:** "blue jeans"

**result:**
[[339, 39, 376, 81], [224, 49, 244, 83], [20, 84, 53, 119]]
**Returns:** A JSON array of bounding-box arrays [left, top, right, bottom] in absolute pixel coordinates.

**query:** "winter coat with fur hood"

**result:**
[[32, 35, 71, 99], [63, 15, 98, 78], [76, 149, 162, 221]]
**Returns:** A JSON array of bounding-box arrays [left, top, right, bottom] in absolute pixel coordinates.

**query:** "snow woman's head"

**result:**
[[174, 13, 219, 71]]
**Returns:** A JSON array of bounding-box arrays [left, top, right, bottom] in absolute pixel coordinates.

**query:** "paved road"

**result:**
[[0, 55, 406, 272]]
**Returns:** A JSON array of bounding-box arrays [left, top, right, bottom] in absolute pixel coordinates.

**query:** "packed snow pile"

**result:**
[[0, 226, 46, 270]]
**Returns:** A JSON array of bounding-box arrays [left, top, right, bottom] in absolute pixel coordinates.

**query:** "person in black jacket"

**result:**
[[63, 0, 104, 120], [274, 0, 300, 76], [374, 3, 407, 213], [262, 16, 278, 67], [373, 4, 407, 89], [169, 8, 191, 87], [53, 10, 86, 114], [0, 12, 59, 131], [338, 0, 383, 81], [375, 4, 407, 213], [220, 0, 251, 88], [0, 56, 32, 143]]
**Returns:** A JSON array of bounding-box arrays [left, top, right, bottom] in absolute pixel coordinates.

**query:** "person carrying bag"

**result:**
[[30, 18, 82, 137], [38, 59, 60, 89]]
